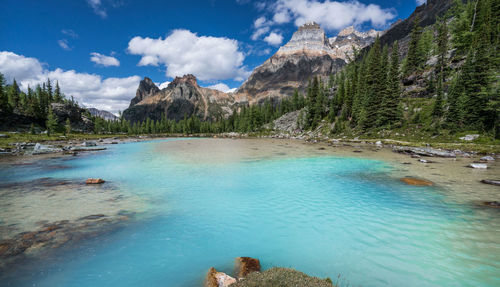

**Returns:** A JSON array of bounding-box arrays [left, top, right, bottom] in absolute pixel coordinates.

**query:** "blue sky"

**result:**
[[0, 0, 423, 113]]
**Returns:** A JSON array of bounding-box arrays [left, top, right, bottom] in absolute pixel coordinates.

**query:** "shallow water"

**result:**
[[1, 138, 499, 287]]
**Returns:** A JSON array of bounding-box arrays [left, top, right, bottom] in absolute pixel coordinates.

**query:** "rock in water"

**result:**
[[480, 156, 495, 162], [401, 178, 434, 186], [482, 201, 500, 208], [205, 267, 237, 287], [468, 163, 488, 169], [235, 257, 261, 278], [85, 178, 105, 184], [480, 179, 500, 186]]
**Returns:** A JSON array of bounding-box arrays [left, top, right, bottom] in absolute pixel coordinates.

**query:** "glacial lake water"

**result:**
[[0, 138, 499, 287]]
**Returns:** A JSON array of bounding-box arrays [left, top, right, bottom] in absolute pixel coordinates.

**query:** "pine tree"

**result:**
[[436, 19, 449, 78], [0, 73, 9, 113], [361, 37, 383, 129], [379, 42, 401, 127], [54, 81, 63, 102], [8, 79, 20, 111], [46, 107, 58, 136], [404, 16, 423, 76]]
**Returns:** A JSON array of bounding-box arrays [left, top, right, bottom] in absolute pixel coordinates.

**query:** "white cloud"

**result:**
[[254, 16, 268, 28], [90, 52, 120, 67], [127, 29, 250, 82], [0, 51, 139, 113], [58, 39, 71, 51], [87, 0, 107, 18], [206, 83, 235, 93], [272, 0, 396, 30], [416, 0, 426, 5], [157, 81, 170, 89], [251, 26, 271, 40], [264, 32, 284, 46]]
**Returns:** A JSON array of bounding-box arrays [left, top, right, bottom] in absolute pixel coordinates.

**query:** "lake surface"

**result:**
[[1, 138, 499, 287]]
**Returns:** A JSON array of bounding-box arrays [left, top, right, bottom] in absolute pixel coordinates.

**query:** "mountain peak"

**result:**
[[276, 22, 333, 57], [169, 74, 199, 88]]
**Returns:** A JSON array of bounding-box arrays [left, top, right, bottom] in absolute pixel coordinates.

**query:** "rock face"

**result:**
[[123, 75, 235, 123], [129, 77, 160, 108], [50, 103, 94, 132], [236, 22, 348, 104], [329, 26, 381, 61], [88, 108, 118, 121]]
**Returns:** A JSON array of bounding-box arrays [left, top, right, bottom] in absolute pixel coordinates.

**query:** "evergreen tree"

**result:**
[[54, 81, 63, 102], [361, 37, 383, 129], [379, 42, 401, 127], [0, 73, 9, 113], [432, 76, 444, 118], [45, 107, 58, 136], [404, 16, 423, 76], [8, 79, 20, 110]]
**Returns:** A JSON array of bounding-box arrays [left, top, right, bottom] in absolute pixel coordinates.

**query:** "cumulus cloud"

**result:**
[[87, 0, 107, 18], [127, 29, 250, 81], [90, 52, 120, 67], [272, 0, 396, 30], [0, 51, 139, 113], [263, 32, 284, 46], [416, 0, 426, 5], [58, 39, 71, 51], [206, 83, 235, 93]]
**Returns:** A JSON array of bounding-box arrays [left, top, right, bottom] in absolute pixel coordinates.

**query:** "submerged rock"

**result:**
[[480, 179, 500, 186], [85, 178, 105, 184], [401, 177, 434, 186], [206, 267, 237, 287], [480, 156, 495, 162], [482, 201, 500, 208], [468, 163, 488, 169], [81, 141, 97, 147], [236, 257, 261, 278]]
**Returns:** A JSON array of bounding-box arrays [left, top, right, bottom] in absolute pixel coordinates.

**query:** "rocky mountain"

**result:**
[[123, 23, 380, 122], [122, 75, 235, 123], [366, 0, 453, 56], [329, 26, 381, 61], [88, 108, 118, 121], [235, 22, 378, 104]]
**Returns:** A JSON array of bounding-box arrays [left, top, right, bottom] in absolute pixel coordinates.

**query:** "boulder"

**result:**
[[468, 163, 487, 169], [480, 179, 500, 186], [206, 267, 237, 287], [401, 177, 434, 186], [235, 257, 261, 278], [459, 134, 479, 141], [82, 141, 97, 147], [85, 178, 105, 184], [32, 143, 62, 154], [480, 156, 495, 162]]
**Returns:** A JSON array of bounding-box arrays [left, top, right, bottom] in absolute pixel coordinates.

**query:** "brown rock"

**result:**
[[86, 178, 105, 184], [400, 177, 434, 186], [236, 257, 261, 278], [482, 201, 500, 208], [206, 267, 237, 287]]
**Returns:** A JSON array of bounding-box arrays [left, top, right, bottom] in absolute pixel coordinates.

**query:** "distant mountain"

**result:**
[[122, 75, 234, 123], [235, 22, 378, 104], [88, 108, 118, 121], [123, 23, 381, 122]]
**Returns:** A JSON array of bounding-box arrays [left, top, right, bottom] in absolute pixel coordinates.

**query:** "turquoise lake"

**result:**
[[0, 138, 499, 286]]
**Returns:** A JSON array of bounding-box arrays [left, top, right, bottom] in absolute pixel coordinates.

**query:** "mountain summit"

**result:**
[[236, 23, 378, 104]]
